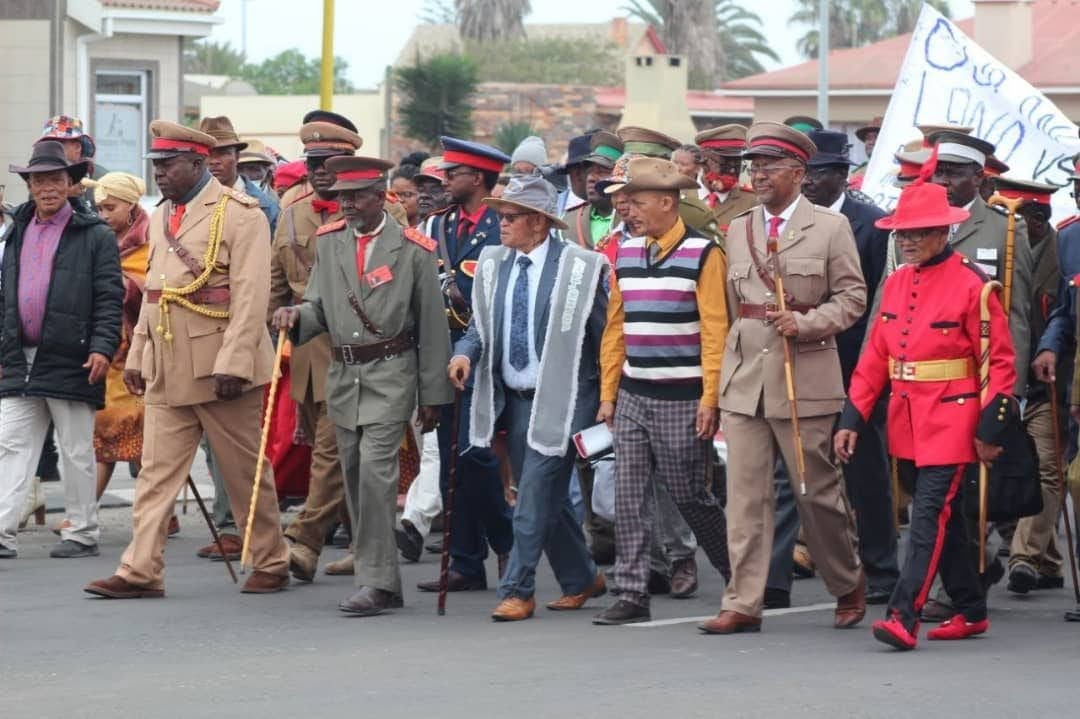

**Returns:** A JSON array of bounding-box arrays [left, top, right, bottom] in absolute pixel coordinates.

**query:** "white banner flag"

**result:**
[[862, 5, 1080, 220]]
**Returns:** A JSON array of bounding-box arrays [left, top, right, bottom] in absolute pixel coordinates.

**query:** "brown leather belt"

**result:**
[[332, 328, 416, 365], [145, 287, 231, 305], [738, 302, 816, 320]]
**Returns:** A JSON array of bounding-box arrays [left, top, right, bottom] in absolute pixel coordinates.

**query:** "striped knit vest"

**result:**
[[614, 228, 713, 400]]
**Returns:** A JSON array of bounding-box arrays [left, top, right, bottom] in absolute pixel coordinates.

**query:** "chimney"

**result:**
[[610, 17, 628, 49], [973, 0, 1034, 69], [619, 54, 696, 142]]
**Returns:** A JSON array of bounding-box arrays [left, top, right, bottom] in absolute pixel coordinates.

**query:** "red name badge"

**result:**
[[365, 264, 393, 288]]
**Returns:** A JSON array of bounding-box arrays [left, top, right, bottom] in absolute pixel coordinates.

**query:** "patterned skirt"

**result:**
[[93, 364, 144, 464]]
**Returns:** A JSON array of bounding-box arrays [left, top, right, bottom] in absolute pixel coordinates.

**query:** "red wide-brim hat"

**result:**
[[875, 182, 970, 231]]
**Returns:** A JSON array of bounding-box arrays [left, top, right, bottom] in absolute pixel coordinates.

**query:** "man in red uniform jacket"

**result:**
[[834, 174, 1016, 651]]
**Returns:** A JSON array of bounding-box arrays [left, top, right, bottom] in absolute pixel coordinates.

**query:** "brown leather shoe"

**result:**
[[793, 542, 816, 579], [197, 533, 242, 561], [325, 552, 354, 575], [835, 573, 866, 628], [670, 557, 699, 599], [492, 596, 536, 622], [289, 542, 319, 582], [698, 610, 761, 634], [84, 575, 164, 599], [241, 570, 289, 594], [167, 515, 180, 537], [339, 585, 403, 616], [417, 570, 487, 592], [547, 573, 607, 611]]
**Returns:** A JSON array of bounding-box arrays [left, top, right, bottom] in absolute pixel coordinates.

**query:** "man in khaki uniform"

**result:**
[[85, 121, 290, 598], [274, 156, 452, 616], [700, 123, 866, 634], [695, 124, 758, 234], [270, 119, 363, 580]]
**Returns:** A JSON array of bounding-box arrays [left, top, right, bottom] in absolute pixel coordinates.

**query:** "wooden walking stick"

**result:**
[[186, 476, 237, 584], [438, 391, 462, 615], [773, 271, 808, 496], [1047, 379, 1080, 604], [976, 281, 1003, 573], [987, 193, 1023, 314], [240, 328, 288, 572]]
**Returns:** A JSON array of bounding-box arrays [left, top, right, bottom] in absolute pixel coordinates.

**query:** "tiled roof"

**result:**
[[595, 87, 754, 116], [99, 0, 220, 12], [722, 1, 1080, 92]]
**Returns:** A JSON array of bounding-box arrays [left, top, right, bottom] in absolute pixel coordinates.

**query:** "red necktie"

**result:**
[[312, 199, 339, 214], [169, 203, 186, 236], [707, 193, 719, 209], [356, 235, 372, 279], [767, 216, 783, 254]]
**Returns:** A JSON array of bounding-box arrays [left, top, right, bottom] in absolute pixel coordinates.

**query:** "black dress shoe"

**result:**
[[1007, 564, 1038, 594], [866, 586, 893, 605], [763, 587, 790, 609], [332, 524, 350, 548], [980, 557, 1005, 590], [1037, 574, 1064, 590], [395, 519, 423, 563], [338, 586, 404, 616], [647, 570, 671, 595], [592, 599, 651, 625], [670, 558, 698, 599], [920, 598, 954, 622], [416, 570, 487, 592]]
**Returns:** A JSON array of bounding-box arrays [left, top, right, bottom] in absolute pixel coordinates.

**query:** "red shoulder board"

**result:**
[[1057, 215, 1080, 231], [459, 260, 479, 278], [404, 226, 437, 252], [316, 219, 347, 236]]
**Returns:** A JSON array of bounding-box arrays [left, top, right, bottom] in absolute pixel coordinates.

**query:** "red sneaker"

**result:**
[[871, 614, 918, 651], [927, 614, 988, 640]]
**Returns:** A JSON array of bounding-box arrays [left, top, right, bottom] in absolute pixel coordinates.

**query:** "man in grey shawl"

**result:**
[[449, 172, 609, 622]]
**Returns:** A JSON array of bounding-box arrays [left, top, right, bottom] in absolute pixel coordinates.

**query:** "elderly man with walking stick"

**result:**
[[699, 122, 866, 635], [273, 155, 453, 616], [85, 120, 290, 598]]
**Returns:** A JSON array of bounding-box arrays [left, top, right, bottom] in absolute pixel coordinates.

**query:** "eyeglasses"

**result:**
[[748, 162, 799, 177], [447, 168, 477, 180], [894, 229, 939, 243], [498, 212, 532, 224]]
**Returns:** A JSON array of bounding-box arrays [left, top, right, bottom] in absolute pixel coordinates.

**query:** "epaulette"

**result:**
[[563, 199, 588, 215], [1057, 215, 1080, 232], [988, 202, 1009, 217], [222, 186, 260, 208], [959, 255, 991, 282], [731, 206, 756, 220], [316, 218, 347, 236], [845, 187, 876, 206], [404, 226, 437, 252]]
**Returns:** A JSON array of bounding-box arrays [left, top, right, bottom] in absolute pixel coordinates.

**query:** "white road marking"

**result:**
[[626, 601, 837, 628]]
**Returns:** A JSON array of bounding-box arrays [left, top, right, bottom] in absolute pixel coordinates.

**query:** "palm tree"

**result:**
[[791, 0, 950, 59], [183, 40, 246, 76], [623, 0, 778, 86], [395, 54, 479, 149], [456, 0, 531, 42]]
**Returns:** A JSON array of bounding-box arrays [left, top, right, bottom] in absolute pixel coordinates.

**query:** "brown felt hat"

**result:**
[[146, 120, 217, 159], [603, 156, 697, 195], [9, 139, 88, 182], [300, 121, 363, 158], [238, 138, 275, 166], [197, 116, 248, 151], [325, 155, 394, 191], [855, 116, 883, 142]]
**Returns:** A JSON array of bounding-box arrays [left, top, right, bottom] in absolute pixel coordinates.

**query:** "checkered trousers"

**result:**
[[612, 389, 730, 606]]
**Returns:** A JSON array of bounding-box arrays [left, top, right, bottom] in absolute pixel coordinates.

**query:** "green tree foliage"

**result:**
[[466, 38, 623, 85], [492, 122, 537, 156], [183, 40, 246, 75], [395, 54, 479, 148], [241, 49, 355, 95], [791, 0, 951, 59], [456, 0, 531, 42]]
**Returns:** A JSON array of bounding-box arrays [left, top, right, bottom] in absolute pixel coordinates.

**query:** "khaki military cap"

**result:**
[[584, 131, 624, 169], [238, 138, 275, 165], [984, 154, 1009, 177], [198, 116, 248, 151], [695, 124, 747, 157], [415, 156, 447, 183], [917, 123, 973, 142], [617, 126, 681, 158], [146, 120, 217, 159], [325, 155, 394, 191], [300, 121, 363, 157], [603, 156, 697, 195], [744, 121, 817, 163]]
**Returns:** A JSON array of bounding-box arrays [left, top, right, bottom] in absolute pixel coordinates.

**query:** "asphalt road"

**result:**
[[3, 498, 1079, 719]]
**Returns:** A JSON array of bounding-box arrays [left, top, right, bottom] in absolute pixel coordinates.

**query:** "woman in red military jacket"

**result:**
[[834, 178, 1016, 651]]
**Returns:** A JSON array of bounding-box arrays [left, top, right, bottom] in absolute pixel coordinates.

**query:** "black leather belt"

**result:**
[[507, 388, 535, 400], [331, 328, 416, 365]]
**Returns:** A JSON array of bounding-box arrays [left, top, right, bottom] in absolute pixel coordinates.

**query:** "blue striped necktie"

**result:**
[[509, 255, 532, 370]]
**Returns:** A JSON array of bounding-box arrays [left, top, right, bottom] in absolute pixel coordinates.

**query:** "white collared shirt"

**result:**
[[500, 239, 550, 390], [354, 212, 388, 269], [763, 195, 802, 239], [828, 193, 846, 213]]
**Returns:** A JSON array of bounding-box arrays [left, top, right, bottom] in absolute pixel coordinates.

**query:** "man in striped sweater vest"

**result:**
[[592, 157, 732, 626]]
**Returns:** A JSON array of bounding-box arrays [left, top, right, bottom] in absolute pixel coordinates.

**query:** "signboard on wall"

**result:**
[[94, 102, 143, 177]]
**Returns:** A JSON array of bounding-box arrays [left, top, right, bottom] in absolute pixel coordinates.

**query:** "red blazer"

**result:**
[[841, 248, 1016, 466]]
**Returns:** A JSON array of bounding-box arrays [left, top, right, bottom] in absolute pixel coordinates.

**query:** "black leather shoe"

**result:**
[[866, 586, 894, 605], [1037, 574, 1065, 590], [763, 587, 790, 609], [670, 558, 699, 599], [338, 586, 404, 616], [1007, 564, 1038, 594], [647, 570, 671, 595], [920, 598, 954, 622], [395, 519, 423, 563], [980, 557, 1005, 590], [416, 570, 487, 592], [593, 600, 651, 625]]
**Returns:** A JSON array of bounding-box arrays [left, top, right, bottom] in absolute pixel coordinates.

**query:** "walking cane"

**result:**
[[186, 475, 237, 584], [1047, 379, 1080, 604], [438, 391, 462, 615], [773, 272, 808, 496], [976, 281, 1003, 573], [986, 193, 1023, 315], [240, 328, 288, 572]]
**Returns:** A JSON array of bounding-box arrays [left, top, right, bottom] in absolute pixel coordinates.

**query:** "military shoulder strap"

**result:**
[[316, 218, 346, 236], [161, 206, 204, 277]]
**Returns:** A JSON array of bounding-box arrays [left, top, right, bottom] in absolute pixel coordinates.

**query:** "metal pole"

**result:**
[[817, 0, 829, 126], [320, 0, 335, 111], [241, 0, 248, 58]]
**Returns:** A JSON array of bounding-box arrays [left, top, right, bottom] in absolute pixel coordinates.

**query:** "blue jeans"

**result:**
[[497, 393, 596, 600]]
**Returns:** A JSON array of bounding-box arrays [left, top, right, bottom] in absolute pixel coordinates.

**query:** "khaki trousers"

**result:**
[[117, 388, 289, 588], [284, 394, 346, 553], [721, 410, 861, 617], [1010, 399, 1064, 575]]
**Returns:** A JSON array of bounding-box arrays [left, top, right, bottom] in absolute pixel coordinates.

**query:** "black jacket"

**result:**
[[836, 193, 889, 387], [0, 199, 123, 408]]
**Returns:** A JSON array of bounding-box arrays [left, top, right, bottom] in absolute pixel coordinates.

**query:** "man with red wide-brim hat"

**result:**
[[835, 174, 1018, 651]]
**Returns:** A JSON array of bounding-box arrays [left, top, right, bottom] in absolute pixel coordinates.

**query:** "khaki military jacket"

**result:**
[[710, 185, 760, 233], [294, 213, 454, 428], [720, 197, 866, 418], [127, 176, 275, 407]]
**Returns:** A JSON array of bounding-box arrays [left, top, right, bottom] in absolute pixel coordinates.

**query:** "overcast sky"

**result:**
[[208, 0, 975, 88]]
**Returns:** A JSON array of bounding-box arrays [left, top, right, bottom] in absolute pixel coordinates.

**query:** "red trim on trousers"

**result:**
[[913, 465, 965, 613]]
